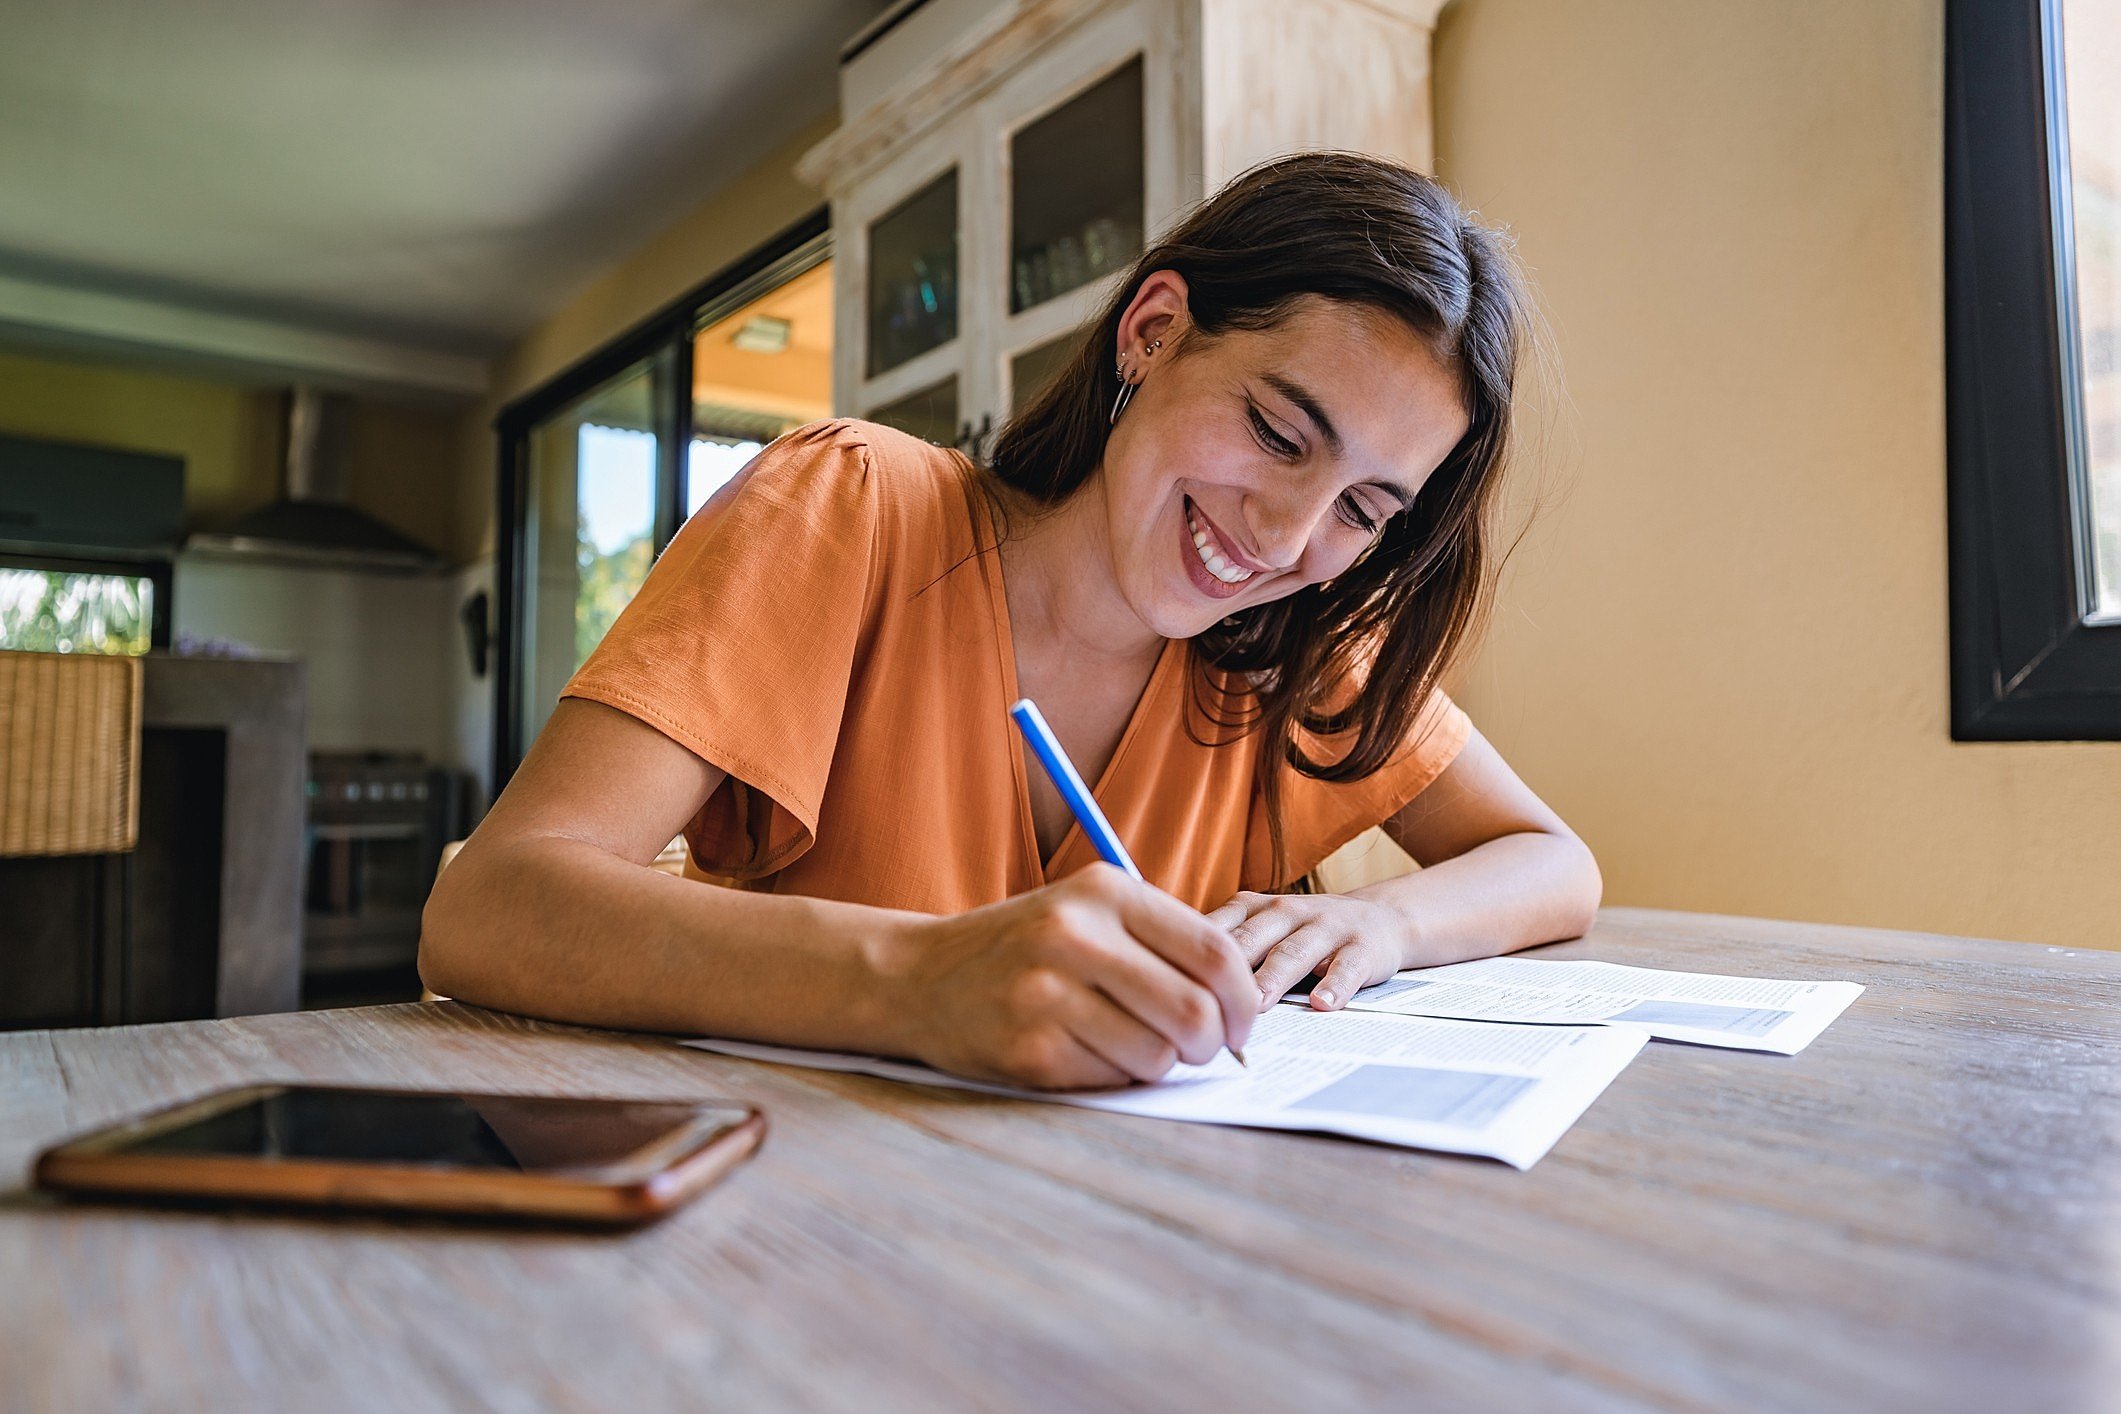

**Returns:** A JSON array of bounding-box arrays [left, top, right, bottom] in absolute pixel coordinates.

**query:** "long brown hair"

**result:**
[[985, 152, 1534, 884]]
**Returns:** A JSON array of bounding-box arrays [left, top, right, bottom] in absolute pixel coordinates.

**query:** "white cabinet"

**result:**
[[802, 0, 1449, 451]]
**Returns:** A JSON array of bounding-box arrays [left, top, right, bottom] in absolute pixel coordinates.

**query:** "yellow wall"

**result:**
[[0, 345, 464, 555], [341, 393, 466, 562], [454, 115, 838, 559], [0, 347, 266, 527], [1434, 0, 2121, 949]]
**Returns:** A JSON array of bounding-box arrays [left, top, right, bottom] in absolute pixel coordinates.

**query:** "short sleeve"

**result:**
[[559, 421, 879, 878], [1250, 687, 1473, 888]]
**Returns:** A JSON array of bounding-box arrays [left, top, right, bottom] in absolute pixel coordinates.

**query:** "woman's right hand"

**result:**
[[889, 863, 1259, 1091]]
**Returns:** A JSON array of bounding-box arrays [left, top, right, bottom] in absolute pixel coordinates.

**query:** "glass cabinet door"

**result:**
[[866, 376, 961, 447], [1010, 58, 1144, 313], [841, 37, 1155, 464], [1009, 333, 1080, 417], [867, 170, 960, 377]]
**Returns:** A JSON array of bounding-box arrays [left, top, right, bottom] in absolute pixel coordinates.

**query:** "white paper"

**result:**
[[683, 1006, 1646, 1170], [1299, 957, 1863, 1055]]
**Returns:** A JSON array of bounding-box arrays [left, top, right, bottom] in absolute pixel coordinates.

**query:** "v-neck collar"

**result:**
[[966, 475, 1181, 885]]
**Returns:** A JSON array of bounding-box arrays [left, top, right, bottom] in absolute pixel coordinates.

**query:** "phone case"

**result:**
[[33, 1084, 767, 1227]]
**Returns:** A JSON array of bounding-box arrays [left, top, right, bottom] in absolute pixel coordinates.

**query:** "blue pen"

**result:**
[[1009, 697, 1247, 1066], [1009, 698, 1143, 879]]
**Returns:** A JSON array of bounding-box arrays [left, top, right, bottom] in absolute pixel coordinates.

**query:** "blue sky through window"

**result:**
[[576, 426, 763, 553], [576, 424, 654, 556], [687, 439, 760, 517]]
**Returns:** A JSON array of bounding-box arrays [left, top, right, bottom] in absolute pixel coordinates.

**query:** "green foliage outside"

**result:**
[[575, 528, 652, 667], [0, 569, 152, 655]]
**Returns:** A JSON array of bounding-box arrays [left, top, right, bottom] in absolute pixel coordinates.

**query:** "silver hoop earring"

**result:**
[[1109, 339, 1162, 425], [1108, 361, 1136, 425]]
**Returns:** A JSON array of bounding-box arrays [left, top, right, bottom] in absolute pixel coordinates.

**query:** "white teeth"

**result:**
[[1186, 504, 1254, 584]]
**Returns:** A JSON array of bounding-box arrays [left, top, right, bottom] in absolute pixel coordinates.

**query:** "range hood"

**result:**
[[186, 387, 441, 574]]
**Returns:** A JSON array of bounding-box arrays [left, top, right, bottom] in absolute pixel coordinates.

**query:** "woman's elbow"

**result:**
[[418, 855, 494, 1001]]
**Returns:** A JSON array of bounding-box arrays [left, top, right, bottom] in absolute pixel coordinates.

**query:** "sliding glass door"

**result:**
[[493, 215, 830, 784], [512, 349, 679, 752]]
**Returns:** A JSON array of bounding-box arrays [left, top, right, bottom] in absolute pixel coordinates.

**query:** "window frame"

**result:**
[[1946, 0, 2121, 739], [490, 209, 829, 786]]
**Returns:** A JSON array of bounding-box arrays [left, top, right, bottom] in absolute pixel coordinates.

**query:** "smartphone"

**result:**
[[33, 1084, 765, 1227]]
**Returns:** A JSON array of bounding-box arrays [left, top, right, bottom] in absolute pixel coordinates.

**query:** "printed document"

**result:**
[[1297, 957, 1862, 1054], [684, 1006, 1646, 1170]]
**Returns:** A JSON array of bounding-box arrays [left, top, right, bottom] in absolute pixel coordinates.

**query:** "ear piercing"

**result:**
[[1109, 338, 1164, 425]]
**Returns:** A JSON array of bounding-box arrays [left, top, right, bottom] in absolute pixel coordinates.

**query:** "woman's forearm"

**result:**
[[419, 834, 930, 1052], [1352, 830, 1602, 968]]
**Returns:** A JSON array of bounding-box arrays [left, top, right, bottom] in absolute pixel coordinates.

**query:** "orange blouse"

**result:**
[[560, 420, 1470, 915]]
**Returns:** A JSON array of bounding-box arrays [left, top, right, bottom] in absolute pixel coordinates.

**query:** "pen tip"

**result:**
[[1231, 1046, 1248, 1067]]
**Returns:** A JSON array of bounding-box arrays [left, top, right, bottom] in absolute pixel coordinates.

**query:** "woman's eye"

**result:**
[[1246, 405, 1301, 459], [1336, 492, 1380, 534]]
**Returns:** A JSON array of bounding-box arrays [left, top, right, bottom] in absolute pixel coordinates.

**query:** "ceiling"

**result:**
[[0, 0, 890, 385]]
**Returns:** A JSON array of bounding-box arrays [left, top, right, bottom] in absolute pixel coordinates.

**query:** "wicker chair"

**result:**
[[0, 650, 142, 859]]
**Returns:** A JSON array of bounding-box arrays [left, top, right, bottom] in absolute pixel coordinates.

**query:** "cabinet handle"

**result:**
[[955, 413, 995, 462]]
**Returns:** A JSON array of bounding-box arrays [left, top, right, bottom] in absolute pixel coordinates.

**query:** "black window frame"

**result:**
[[491, 208, 830, 786], [1947, 0, 2121, 739]]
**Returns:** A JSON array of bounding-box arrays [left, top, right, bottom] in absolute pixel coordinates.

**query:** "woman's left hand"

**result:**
[[1206, 891, 1415, 1012]]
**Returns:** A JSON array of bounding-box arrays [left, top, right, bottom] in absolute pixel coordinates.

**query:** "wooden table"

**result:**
[[5, 908, 2118, 1412]]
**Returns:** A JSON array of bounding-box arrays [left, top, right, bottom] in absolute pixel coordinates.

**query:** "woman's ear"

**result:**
[[1116, 270, 1190, 362]]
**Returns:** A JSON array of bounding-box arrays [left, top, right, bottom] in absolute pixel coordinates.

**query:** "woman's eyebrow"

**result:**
[[1259, 371, 1344, 458]]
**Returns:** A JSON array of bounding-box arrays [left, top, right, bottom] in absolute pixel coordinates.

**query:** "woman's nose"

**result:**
[[1245, 485, 1339, 570]]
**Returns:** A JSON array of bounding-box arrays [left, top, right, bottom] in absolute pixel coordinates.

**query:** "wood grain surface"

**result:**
[[4, 907, 2117, 1413]]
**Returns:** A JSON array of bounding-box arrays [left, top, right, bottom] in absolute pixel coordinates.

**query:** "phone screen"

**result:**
[[113, 1087, 744, 1176]]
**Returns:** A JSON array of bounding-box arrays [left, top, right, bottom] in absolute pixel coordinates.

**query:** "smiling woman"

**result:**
[[421, 152, 1602, 1093], [991, 156, 1518, 880]]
